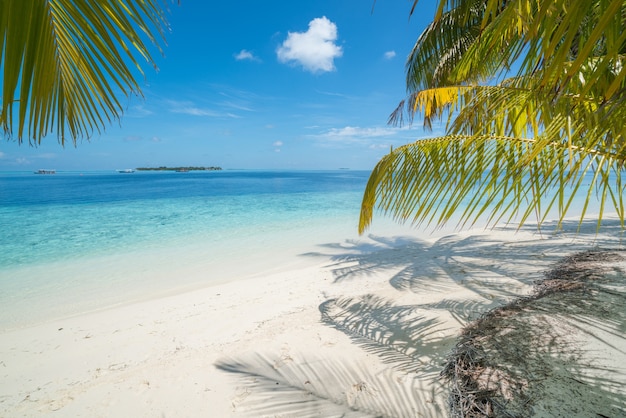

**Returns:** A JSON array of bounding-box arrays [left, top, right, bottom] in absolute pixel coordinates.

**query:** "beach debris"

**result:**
[[441, 249, 626, 418]]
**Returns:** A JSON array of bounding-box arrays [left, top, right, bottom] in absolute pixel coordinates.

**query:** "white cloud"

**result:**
[[273, 140, 283, 147], [167, 100, 238, 118], [151, 136, 162, 143], [129, 105, 153, 117], [316, 90, 351, 98], [219, 101, 254, 112], [307, 126, 409, 149], [234, 49, 260, 62], [384, 50, 396, 59], [369, 143, 391, 150], [321, 126, 400, 140], [0, 152, 5, 158], [276, 17, 343, 73], [171, 106, 220, 117]]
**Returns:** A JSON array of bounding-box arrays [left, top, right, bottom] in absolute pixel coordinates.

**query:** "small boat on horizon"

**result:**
[[116, 169, 136, 173], [34, 169, 56, 174]]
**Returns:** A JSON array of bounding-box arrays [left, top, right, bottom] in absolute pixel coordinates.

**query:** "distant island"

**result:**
[[135, 166, 222, 172]]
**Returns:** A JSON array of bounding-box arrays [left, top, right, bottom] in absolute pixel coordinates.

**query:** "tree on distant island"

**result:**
[[360, 0, 625, 233], [0, 0, 172, 145]]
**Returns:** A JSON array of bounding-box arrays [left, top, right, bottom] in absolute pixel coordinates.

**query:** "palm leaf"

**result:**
[[359, 132, 625, 234], [0, 0, 170, 145], [368, 0, 625, 234]]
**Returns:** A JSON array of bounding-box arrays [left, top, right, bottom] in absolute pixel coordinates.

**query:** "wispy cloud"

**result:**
[[384, 50, 396, 60], [320, 126, 401, 140], [218, 101, 254, 112], [369, 143, 391, 150], [171, 106, 221, 117], [0, 152, 5, 159], [234, 49, 261, 62], [307, 125, 411, 149], [273, 140, 283, 147], [315, 90, 352, 99], [277, 17, 343, 73], [123, 135, 163, 143], [166, 100, 239, 118], [128, 105, 153, 117]]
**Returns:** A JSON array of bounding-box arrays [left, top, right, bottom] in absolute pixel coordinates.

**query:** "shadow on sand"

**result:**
[[216, 218, 625, 417]]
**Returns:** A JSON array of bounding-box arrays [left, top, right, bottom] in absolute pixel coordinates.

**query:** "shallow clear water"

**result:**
[[0, 170, 367, 268], [0, 169, 614, 329], [0, 170, 383, 329]]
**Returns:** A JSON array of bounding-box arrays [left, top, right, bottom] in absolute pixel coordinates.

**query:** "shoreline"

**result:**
[[1, 217, 624, 417], [0, 216, 422, 332]]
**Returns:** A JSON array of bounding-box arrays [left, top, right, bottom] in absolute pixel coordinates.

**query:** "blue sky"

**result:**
[[1, 0, 444, 171]]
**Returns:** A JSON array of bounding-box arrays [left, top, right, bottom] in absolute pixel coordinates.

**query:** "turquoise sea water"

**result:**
[[0, 170, 369, 268], [0, 169, 614, 330], [0, 170, 386, 329]]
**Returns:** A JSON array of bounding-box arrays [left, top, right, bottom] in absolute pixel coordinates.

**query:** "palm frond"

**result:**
[[406, 2, 488, 90], [369, 0, 625, 234], [359, 133, 624, 234], [0, 0, 170, 145]]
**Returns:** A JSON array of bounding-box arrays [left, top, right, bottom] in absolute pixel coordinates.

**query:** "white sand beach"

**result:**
[[1, 217, 625, 417]]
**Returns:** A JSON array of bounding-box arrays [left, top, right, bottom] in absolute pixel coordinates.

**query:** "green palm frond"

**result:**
[[364, 0, 625, 234], [359, 132, 625, 234], [0, 0, 170, 145], [406, 1, 490, 90], [408, 0, 626, 97]]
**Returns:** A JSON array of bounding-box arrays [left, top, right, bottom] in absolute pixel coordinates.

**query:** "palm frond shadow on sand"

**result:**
[[216, 294, 451, 417], [314, 218, 624, 304], [319, 295, 452, 374], [215, 219, 625, 417], [215, 351, 441, 418]]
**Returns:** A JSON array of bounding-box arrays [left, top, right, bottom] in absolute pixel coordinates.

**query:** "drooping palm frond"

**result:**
[[359, 131, 625, 234], [0, 0, 170, 145], [384, 75, 625, 233], [406, 0, 626, 120], [413, 0, 626, 112], [364, 0, 626, 233]]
